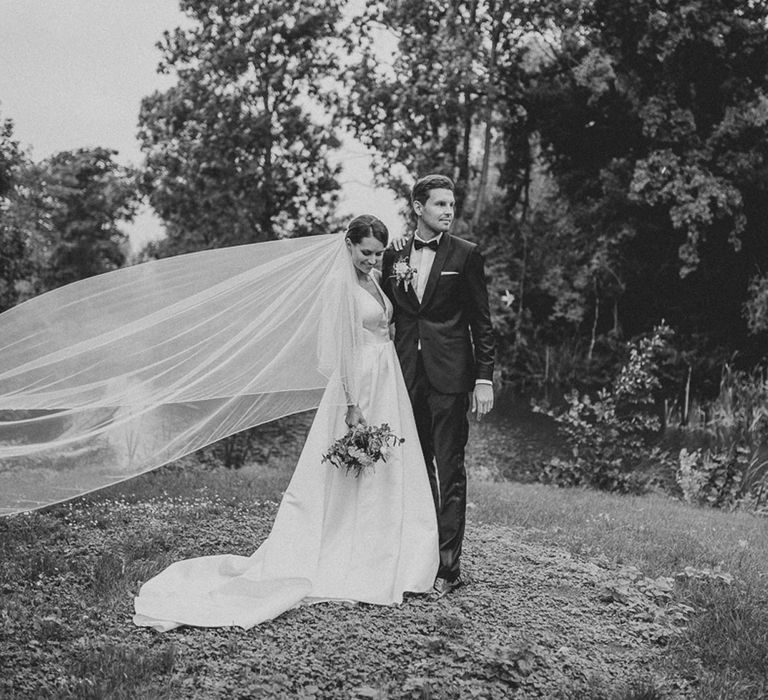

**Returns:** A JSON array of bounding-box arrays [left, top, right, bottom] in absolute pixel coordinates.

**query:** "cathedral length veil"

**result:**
[[0, 234, 364, 516]]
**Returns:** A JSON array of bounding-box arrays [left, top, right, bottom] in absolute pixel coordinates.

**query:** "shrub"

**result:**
[[671, 365, 768, 513], [676, 446, 768, 513], [535, 323, 675, 493]]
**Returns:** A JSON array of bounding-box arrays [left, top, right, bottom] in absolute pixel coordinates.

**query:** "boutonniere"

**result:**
[[390, 257, 417, 291]]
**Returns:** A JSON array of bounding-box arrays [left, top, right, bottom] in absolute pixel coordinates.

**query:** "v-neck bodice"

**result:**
[[356, 276, 392, 344]]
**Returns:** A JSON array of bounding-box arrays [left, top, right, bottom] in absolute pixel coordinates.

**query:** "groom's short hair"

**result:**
[[411, 174, 454, 205]]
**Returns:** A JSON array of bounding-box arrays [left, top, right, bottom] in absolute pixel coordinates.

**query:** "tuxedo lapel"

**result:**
[[419, 234, 450, 309], [403, 238, 420, 308]]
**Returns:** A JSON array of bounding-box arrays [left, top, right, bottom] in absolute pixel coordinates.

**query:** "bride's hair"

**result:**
[[345, 215, 388, 247]]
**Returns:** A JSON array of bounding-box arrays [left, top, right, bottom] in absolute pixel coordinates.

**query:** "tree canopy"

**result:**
[[342, 0, 768, 387], [3, 0, 765, 392], [517, 0, 768, 366], [138, 0, 345, 257], [0, 118, 137, 312]]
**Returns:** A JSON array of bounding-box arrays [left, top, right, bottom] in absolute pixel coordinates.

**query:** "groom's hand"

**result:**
[[471, 383, 494, 420], [391, 236, 410, 252]]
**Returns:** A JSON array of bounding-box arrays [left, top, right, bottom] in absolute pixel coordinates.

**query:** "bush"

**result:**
[[671, 365, 768, 513], [676, 446, 768, 513], [535, 323, 676, 493]]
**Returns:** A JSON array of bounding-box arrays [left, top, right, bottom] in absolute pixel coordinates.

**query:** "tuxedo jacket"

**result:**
[[381, 233, 495, 394]]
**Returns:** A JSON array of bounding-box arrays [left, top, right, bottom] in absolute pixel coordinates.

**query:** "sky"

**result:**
[[0, 0, 402, 251]]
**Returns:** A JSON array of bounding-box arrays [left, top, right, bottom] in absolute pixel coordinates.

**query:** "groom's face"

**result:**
[[415, 188, 455, 236]]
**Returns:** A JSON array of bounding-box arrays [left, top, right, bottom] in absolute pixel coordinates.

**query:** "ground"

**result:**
[[0, 484, 698, 699]]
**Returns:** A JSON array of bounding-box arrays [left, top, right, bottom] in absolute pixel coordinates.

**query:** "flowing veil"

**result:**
[[0, 233, 363, 516]]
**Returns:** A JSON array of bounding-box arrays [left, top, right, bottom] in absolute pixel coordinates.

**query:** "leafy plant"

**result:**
[[669, 364, 768, 512], [677, 445, 768, 512], [535, 323, 675, 493]]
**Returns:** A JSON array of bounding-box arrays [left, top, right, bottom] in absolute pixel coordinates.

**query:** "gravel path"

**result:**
[[0, 494, 696, 699]]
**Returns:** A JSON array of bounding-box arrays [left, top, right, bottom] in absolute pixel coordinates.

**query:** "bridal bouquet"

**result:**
[[322, 423, 404, 478]]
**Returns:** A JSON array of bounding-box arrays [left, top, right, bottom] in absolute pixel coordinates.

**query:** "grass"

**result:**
[[468, 482, 768, 576], [2, 445, 768, 697], [468, 481, 768, 698]]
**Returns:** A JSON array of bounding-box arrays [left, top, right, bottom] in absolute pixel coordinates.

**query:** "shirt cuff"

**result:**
[[475, 379, 493, 386]]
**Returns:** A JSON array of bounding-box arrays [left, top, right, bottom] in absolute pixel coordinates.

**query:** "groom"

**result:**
[[382, 174, 495, 596]]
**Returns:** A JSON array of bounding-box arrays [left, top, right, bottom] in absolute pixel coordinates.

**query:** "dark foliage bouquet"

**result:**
[[322, 423, 404, 478]]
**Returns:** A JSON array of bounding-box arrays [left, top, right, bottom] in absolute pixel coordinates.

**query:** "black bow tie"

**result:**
[[413, 237, 439, 252]]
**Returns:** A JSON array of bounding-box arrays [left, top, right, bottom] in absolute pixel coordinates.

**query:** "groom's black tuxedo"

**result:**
[[382, 233, 495, 582], [381, 233, 495, 393]]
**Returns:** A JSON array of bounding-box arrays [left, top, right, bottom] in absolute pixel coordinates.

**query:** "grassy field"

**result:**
[[470, 481, 768, 697], [1, 438, 767, 697]]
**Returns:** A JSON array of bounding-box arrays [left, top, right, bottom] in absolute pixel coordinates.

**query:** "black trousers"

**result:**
[[408, 353, 469, 581]]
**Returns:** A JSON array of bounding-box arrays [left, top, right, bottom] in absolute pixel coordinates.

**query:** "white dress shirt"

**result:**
[[409, 233, 441, 303]]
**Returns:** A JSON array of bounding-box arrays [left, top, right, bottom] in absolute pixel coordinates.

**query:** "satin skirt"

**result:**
[[133, 340, 439, 631]]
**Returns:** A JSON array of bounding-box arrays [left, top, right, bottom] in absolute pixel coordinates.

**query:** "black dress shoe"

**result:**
[[433, 575, 465, 598]]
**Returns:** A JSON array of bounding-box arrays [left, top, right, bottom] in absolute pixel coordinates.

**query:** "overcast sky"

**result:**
[[0, 0, 402, 251]]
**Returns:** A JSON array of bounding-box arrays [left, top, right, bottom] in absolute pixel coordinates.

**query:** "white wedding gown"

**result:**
[[133, 275, 439, 631]]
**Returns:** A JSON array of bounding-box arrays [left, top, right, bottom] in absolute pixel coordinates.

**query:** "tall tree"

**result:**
[[339, 0, 527, 223], [516, 0, 768, 364], [0, 115, 31, 311], [139, 0, 344, 256], [37, 148, 138, 290]]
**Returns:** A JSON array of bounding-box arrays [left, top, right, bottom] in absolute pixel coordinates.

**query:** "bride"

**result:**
[[132, 215, 439, 630], [0, 214, 438, 628]]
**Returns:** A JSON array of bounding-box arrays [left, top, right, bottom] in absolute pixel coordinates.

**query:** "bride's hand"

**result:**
[[345, 405, 366, 427]]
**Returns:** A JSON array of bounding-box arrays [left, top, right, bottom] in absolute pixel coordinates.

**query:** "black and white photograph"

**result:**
[[1, 1, 767, 698]]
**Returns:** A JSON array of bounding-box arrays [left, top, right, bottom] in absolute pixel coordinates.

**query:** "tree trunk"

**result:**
[[454, 0, 477, 220], [261, 90, 275, 241], [471, 118, 494, 233], [588, 278, 599, 362], [470, 1, 501, 233], [513, 145, 532, 348]]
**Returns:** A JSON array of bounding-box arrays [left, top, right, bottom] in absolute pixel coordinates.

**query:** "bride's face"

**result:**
[[347, 236, 385, 275]]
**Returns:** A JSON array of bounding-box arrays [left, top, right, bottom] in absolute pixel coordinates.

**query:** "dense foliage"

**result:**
[[520, 0, 768, 370], [345, 0, 768, 399], [36, 148, 138, 289], [2, 0, 766, 499], [5, 0, 765, 394], [535, 323, 677, 493], [137, 0, 345, 257], [0, 116, 138, 312], [0, 117, 31, 312]]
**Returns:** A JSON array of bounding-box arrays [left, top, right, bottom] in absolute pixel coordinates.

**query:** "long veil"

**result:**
[[0, 233, 363, 516]]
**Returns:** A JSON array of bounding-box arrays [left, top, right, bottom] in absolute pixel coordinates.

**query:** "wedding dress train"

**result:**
[[133, 276, 439, 630]]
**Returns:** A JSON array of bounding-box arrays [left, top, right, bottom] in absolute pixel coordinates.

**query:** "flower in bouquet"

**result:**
[[391, 257, 417, 291], [322, 423, 405, 478]]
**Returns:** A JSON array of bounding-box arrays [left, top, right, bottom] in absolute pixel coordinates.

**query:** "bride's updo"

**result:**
[[345, 215, 389, 247]]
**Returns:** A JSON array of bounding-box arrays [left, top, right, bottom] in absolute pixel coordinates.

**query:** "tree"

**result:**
[[335, 0, 768, 387], [0, 115, 31, 311], [514, 0, 768, 369], [339, 0, 529, 224], [138, 0, 344, 256], [36, 148, 138, 290]]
